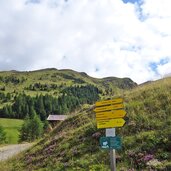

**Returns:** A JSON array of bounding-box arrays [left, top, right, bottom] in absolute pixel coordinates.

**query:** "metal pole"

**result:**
[[106, 128, 116, 171], [110, 148, 116, 171]]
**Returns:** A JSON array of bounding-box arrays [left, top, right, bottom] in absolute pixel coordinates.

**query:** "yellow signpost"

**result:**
[[96, 110, 126, 121], [94, 98, 126, 171], [95, 98, 123, 107], [97, 118, 126, 129], [94, 103, 124, 113]]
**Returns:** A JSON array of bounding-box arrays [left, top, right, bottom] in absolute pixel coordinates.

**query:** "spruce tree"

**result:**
[[29, 113, 43, 141], [19, 115, 30, 142], [19, 114, 43, 142], [36, 95, 46, 120]]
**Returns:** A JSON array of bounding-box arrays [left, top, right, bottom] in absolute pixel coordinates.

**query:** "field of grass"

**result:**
[[0, 118, 23, 144]]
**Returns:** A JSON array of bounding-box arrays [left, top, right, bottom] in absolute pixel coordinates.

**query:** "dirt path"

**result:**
[[0, 143, 33, 161]]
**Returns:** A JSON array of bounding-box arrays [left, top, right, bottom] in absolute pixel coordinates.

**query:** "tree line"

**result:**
[[0, 75, 26, 84], [25, 83, 59, 91], [0, 85, 100, 120]]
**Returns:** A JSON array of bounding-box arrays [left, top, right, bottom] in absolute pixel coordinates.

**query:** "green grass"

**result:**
[[0, 118, 23, 144]]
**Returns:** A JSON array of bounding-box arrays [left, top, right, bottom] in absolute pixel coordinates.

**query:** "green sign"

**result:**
[[109, 136, 121, 149], [100, 136, 121, 150]]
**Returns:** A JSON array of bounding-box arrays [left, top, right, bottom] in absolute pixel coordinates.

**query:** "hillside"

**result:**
[[0, 68, 136, 95], [0, 68, 137, 120], [1, 77, 171, 170]]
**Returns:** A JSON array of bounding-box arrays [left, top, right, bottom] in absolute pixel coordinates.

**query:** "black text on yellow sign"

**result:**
[[97, 118, 126, 129], [94, 103, 124, 113], [95, 98, 123, 107], [96, 110, 126, 121]]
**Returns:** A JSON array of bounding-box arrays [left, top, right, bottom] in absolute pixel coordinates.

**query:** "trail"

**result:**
[[0, 143, 33, 161]]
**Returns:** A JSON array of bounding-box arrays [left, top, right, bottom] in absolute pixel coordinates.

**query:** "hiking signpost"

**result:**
[[94, 98, 126, 171]]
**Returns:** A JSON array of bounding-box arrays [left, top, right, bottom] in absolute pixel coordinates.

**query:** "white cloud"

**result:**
[[158, 62, 171, 77], [0, 0, 171, 83]]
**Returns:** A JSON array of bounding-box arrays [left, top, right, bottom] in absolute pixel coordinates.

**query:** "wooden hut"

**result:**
[[47, 115, 68, 127]]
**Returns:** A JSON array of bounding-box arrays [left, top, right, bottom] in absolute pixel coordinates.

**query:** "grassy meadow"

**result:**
[[0, 118, 23, 144]]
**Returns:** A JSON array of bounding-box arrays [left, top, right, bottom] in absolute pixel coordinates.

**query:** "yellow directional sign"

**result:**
[[96, 110, 126, 121], [97, 118, 125, 129], [94, 103, 124, 113], [95, 98, 123, 107]]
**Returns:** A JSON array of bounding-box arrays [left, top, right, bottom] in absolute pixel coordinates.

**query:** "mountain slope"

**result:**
[[0, 68, 137, 95], [1, 77, 171, 170], [0, 68, 137, 120]]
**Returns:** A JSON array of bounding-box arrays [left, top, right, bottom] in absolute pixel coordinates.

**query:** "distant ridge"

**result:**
[[164, 73, 171, 78], [28, 68, 58, 72], [0, 68, 137, 95], [139, 80, 153, 86], [0, 68, 137, 86]]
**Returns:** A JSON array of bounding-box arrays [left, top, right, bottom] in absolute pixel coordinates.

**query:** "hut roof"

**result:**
[[47, 115, 68, 121]]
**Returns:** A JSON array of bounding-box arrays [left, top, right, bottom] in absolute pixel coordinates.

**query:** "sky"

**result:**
[[0, 0, 171, 84]]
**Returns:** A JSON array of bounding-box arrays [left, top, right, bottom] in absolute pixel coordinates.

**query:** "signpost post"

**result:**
[[110, 141, 116, 171], [106, 128, 116, 171], [94, 98, 127, 171]]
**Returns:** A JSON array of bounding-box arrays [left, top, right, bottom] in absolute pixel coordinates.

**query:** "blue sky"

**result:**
[[0, 0, 171, 84], [150, 58, 169, 75], [25, 0, 40, 4], [122, 0, 141, 4]]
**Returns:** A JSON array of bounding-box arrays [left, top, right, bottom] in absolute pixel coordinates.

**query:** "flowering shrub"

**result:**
[[127, 151, 155, 168], [143, 154, 154, 162], [146, 159, 162, 167]]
